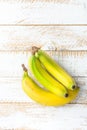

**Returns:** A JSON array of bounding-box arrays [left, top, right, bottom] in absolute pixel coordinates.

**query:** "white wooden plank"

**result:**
[[0, 77, 86, 104], [0, 103, 87, 130], [0, 0, 87, 4], [0, 51, 86, 77], [0, 26, 87, 51], [0, 1, 87, 24]]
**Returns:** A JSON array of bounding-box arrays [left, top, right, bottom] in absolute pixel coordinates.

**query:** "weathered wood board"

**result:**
[[0, 0, 87, 24], [0, 26, 87, 51], [0, 104, 87, 130]]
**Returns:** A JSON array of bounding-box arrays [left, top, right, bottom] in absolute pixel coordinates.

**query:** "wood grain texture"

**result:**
[[0, 77, 86, 104], [0, 26, 87, 51], [0, 1, 87, 24], [0, 103, 87, 130]]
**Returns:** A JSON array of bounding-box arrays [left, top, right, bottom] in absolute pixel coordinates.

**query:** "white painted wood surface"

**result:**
[[0, 0, 87, 24], [0, 104, 87, 130], [0, 0, 87, 130], [0, 26, 87, 51]]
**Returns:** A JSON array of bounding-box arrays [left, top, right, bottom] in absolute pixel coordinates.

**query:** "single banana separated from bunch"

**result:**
[[22, 64, 79, 106], [29, 55, 68, 98], [33, 47, 76, 90]]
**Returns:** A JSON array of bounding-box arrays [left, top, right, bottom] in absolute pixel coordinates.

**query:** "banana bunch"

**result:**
[[22, 46, 79, 106]]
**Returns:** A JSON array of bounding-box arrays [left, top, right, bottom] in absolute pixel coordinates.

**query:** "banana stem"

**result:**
[[32, 46, 40, 55], [22, 64, 27, 72]]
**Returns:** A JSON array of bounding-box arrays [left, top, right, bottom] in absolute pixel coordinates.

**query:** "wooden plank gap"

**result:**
[[0, 50, 87, 53], [0, 24, 87, 26], [0, 101, 85, 105]]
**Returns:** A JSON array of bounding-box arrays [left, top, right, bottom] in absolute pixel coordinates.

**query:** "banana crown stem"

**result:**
[[22, 64, 27, 72], [22, 64, 28, 79], [32, 46, 40, 55]]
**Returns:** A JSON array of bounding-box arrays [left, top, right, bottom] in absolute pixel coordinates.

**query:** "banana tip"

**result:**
[[65, 93, 68, 98], [72, 85, 76, 90]]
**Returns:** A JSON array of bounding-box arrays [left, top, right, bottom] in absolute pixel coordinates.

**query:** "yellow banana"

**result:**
[[22, 64, 79, 106], [29, 55, 68, 98], [34, 47, 76, 90]]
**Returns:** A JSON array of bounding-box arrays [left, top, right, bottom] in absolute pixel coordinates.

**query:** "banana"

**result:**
[[34, 48, 76, 90], [22, 64, 79, 106], [29, 55, 68, 98]]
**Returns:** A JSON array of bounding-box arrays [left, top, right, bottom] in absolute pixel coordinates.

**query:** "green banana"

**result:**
[[35, 48, 76, 90], [22, 64, 79, 106], [28, 55, 68, 97]]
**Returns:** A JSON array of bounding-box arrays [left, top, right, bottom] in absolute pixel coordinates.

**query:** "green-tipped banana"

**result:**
[[22, 64, 79, 106], [35, 48, 76, 90], [28, 55, 68, 98]]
